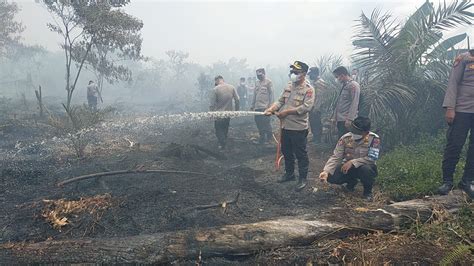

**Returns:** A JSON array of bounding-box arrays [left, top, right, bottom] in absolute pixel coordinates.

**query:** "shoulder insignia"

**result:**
[[371, 138, 381, 148], [306, 89, 313, 98], [369, 132, 379, 138]]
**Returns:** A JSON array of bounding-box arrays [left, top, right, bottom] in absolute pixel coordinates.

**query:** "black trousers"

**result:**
[[281, 129, 309, 179], [309, 110, 322, 142], [254, 108, 272, 139], [337, 121, 348, 138], [442, 112, 474, 184], [214, 118, 230, 147], [328, 164, 377, 195]]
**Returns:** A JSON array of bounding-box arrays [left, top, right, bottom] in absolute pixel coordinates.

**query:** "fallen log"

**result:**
[[1, 191, 469, 264], [57, 169, 212, 187]]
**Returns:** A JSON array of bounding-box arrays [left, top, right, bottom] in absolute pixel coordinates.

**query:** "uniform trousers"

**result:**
[[214, 118, 230, 147], [281, 129, 309, 179], [442, 112, 474, 185], [328, 164, 377, 195]]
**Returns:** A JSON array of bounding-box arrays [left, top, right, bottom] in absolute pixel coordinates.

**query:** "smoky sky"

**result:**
[[14, 0, 474, 67]]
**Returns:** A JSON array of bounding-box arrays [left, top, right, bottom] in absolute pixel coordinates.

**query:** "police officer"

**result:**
[[264, 61, 315, 191], [332, 66, 360, 138], [308, 67, 327, 144], [237, 77, 248, 109], [252, 68, 274, 144], [87, 80, 100, 110], [438, 50, 474, 198], [319, 117, 380, 201], [209, 75, 240, 150]]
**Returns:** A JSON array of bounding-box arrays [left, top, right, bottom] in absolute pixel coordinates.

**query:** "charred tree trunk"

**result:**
[[0, 192, 469, 264]]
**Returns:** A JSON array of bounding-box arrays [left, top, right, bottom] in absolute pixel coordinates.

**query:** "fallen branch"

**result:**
[[195, 193, 240, 210], [57, 169, 212, 187]]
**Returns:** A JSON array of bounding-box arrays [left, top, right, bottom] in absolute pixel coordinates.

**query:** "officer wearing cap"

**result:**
[[252, 68, 274, 144], [319, 117, 380, 201], [438, 49, 474, 198], [210, 75, 240, 150], [264, 61, 315, 191], [308, 67, 327, 144]]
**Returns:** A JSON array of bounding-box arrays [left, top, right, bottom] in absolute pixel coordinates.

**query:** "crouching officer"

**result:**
[[264, 61, 315, 191], [319, 117, 380, 201]]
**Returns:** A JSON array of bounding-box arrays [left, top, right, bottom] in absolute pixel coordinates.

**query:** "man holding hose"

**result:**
[[264, 61, 315, 191]]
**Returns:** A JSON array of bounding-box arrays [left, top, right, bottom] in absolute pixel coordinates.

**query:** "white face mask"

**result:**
[[290, 73, 300, 83], [352, 133, 363, 140]]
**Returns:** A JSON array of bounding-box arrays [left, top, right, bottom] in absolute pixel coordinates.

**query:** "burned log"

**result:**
[[0, 192, 469, 264]]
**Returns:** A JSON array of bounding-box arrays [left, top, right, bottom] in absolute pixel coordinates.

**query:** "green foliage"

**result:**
[[0, 1, 24, 57], [440, 244, 473, 266], [377, 133, 465, 201], [43, 0, 143, 110], [351, 1, 474, 149]]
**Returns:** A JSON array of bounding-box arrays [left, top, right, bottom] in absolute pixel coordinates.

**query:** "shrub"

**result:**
[[377, 133, 465, 201]]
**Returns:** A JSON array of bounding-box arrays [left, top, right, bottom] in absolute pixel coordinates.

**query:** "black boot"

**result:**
[[363, 192, 373, 202], [295, 177, 307, 191], [438, 182, 454, 195], [278, 172, 295, 183], [458, 180, 474, 198], [344, 179, 357, 192]]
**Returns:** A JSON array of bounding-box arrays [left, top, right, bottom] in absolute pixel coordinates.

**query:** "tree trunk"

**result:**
[[0, 192, 468, 264]]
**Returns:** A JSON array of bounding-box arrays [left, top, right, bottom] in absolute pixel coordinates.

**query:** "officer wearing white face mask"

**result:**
[[264, 61, 315, 191], [319, 117, 380, 201]]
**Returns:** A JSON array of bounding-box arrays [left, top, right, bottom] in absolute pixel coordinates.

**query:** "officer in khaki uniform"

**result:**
[[265, 61, 315, 191], [252, 68, 274, 143], [332, 66, 360, 138], [438, 50, 474, 198], [319, 117, 380, 201], [210, 75, 240, 150]]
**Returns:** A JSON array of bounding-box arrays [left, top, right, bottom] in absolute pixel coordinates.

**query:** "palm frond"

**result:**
[[426, 33, 467, 59], [352, 9, 399, 77], [361, 82, 416, 124]]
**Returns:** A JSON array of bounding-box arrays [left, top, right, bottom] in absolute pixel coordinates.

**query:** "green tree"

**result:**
[[351, 0, 474, 147], [0, 1, 24, 57], [43, 0, 143, 110]]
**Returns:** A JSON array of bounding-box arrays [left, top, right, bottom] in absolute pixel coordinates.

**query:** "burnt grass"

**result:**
[[0, 111, 450, 264]]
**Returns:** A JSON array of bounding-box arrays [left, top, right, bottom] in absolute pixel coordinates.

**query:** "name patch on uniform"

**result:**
[[368, 147, 380, 160]]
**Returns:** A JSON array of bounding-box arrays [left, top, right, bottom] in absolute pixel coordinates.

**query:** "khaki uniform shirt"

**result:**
[[335, 80, 360, 122], [210, 83, 240, 111], [311, 78, 327, 112], [252, 78, 274, 110], [274, 81, 315, 131], [323, 132, 381, 175], [443, 52, 474, 113]]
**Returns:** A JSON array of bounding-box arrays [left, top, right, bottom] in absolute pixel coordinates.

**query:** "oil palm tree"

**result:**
[[352, 0, 473, 146]]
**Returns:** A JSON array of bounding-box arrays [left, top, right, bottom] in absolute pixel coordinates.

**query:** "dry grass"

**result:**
[[41, 194, 114, 231]]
